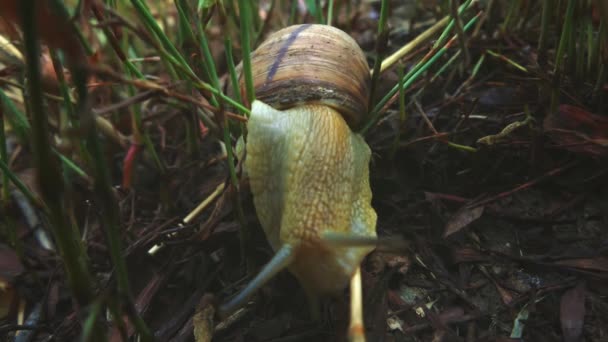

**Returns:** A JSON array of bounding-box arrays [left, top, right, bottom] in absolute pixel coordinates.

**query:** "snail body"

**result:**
[[246, 101, 376, 295], [221, 24, 376, 339]]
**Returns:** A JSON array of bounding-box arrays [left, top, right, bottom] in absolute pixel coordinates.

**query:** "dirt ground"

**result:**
[[1, 1, 608, 341]]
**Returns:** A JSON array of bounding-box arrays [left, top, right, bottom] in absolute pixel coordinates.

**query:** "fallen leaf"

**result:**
[[0, 0, 86, 64], [0, 246, 23, 281], [249, 312, 293, 340], [46, 282, 59, 320], [438, 307, 465, 324], [444, 205, 485, 237], [451, 247, 489, 263], [122, 143, 142, 189], [544, 104, 608, 157], [193, 294, 216, 342], [0, 283, 17, 320], [477, 87, 531, 107], [494, 281, 515, 306], [386, 315, 404, 332], [554, 257, 608, 273], [510, 305, 529, 338], [560, 282, 586, 342], [385, 254, 411, 275], [387, 290, 407, 309]]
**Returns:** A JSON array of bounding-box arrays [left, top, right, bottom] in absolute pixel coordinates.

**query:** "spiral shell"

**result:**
[[246, 24, 371, 128]]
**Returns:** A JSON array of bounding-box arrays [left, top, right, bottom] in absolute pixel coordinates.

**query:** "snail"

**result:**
[[221, 24, 377, 341]]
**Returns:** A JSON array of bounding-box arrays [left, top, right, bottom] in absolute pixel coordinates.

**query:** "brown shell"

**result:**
[[245, 24, 370, 128]]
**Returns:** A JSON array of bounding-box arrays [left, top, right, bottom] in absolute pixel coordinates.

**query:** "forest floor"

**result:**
[[1, 1, 608, 341]]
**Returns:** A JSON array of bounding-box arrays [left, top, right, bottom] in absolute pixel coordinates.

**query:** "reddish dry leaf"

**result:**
[[431, 329, 446, 342], [543, 104, 608, 157], [0, 247, 24, 282], [387, 290, 407, 309], [451, 247, 489, 263], [109, 272, 167, 340], [560, 282, 586, 342], [424, 191, 468, 203], [554, 257, 608, 273], [46, 281, 59, 320], [477, 86, 530, 107], [109, 315, 130, 342], [493, 281, 515, 305], [444, 205, 485, 237], [193, 295, 216, 342], [0, 0, 86, 64], [199, 119, 209, 138], [545, 105, 608, 138], [438, 307, 465, 324], [122, 144, 142, 189], [0, 284, 17, 320], [385, 254, 411, 275], [366, 251, 387, 275]]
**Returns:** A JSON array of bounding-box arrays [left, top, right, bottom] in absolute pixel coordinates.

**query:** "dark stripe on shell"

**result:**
[[265, 24, 312, 83]]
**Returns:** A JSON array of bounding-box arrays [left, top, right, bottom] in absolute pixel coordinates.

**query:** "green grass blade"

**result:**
[[20, 2, 104, 339], [238, 0, 256, 106], [362, 11, 481, 134]]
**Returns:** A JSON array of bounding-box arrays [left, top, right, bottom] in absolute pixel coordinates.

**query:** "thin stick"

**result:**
[[377, 0, 478, 75], [377, 16, 450, 74], [183, 182, 226, 224]]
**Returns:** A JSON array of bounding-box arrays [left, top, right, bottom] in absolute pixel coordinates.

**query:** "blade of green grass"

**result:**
[[225, 38, 245, 115], [124, 0, 250, 116], [362, 11, 482, 134], [369, 0, 389, 111], [434, 0, 475, 49], [327, 0, 335, 26], [550, 0, 576, 113], [450, 0, 470, 67], [49, 3, 154, 339], [538, 0, 551, 61], [0, 103, 9, 203], [0, 90, 30, 143], [20, 2, 104, 339], [0, 88, 91, 180], [289, 0, 298, 25], [390, 64, 407, 159], [92, 3, 166, 177], [0, 158, 42, 210], [238, 0, 256, 107]]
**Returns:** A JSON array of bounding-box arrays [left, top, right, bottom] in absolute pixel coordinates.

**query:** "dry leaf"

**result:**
[[0, 247, 23, 281], [560, 282, 586, 342], [193, 294, 216, 342], [386, 315, 404, 332], [544, 104, 608, 157], [444, 205, 485, 237], [554, 257, 608, 273]]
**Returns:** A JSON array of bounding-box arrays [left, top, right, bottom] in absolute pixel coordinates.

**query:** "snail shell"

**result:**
[[246, 24, 371, 128]]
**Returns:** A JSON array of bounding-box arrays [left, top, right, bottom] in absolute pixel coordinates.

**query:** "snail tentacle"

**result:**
[[219, 244, 295, 318]]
